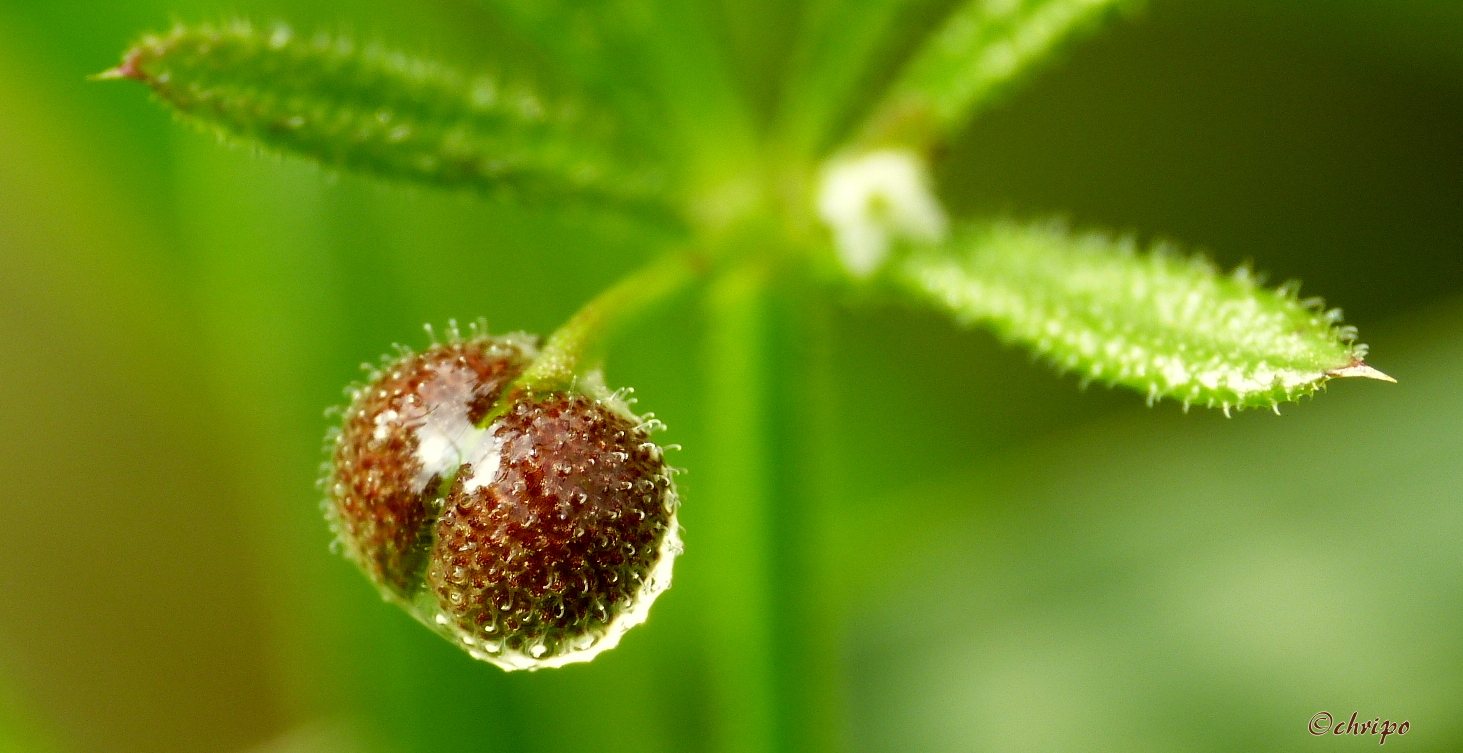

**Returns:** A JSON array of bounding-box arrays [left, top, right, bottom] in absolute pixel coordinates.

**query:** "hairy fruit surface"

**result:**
[[329, 334, 534, 597], [325, 331, 680, 670], [429, 392, 679, 669]]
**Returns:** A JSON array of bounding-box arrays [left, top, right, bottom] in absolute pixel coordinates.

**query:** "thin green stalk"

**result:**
[[700, 262, 778, 753], [514, 250, 703, 394], [790, 287, 845, 753], [766, 278, 845, 753]]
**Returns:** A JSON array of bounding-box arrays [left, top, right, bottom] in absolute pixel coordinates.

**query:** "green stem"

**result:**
[[776, 283, 845, 753], [515, 250, 704, 394], [700, 262, 778, 753]]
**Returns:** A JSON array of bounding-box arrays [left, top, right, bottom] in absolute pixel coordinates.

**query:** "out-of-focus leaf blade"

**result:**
[[861, 0, 1134, 148], [775, 0, 926, 157], [478, 0, 756, 194], [105, 23, 677, 217], [900, 221, 1388, 412]]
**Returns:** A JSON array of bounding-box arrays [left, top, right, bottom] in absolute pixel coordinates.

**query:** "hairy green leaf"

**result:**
[[862, 0, 1133, 147], [900, 221, 1391, 413], [104, 23, 676, 216]]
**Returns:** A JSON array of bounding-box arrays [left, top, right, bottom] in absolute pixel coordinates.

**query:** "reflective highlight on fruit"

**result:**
[[325, 327, 680, 670], [328, 332, 535, 596]]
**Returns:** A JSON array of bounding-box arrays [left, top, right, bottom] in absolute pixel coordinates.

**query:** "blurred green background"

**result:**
[[0, 0, 1460, 751]]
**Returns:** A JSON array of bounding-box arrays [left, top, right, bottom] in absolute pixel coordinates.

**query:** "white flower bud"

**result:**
[[815, 149, 948, 277]]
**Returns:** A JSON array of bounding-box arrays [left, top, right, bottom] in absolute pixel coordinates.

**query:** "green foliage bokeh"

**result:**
[[0, 1, 1459, 751]]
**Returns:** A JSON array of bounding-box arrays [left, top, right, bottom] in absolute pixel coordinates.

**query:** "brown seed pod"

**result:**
[[327, 329, 537, 598], [325, 326, 680, 670], [427, 389, 679, 669]]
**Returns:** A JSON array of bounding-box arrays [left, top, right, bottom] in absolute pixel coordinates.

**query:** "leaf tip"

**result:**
[[91, 49, 145, 83], [1327, 362, 1396, 384]]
